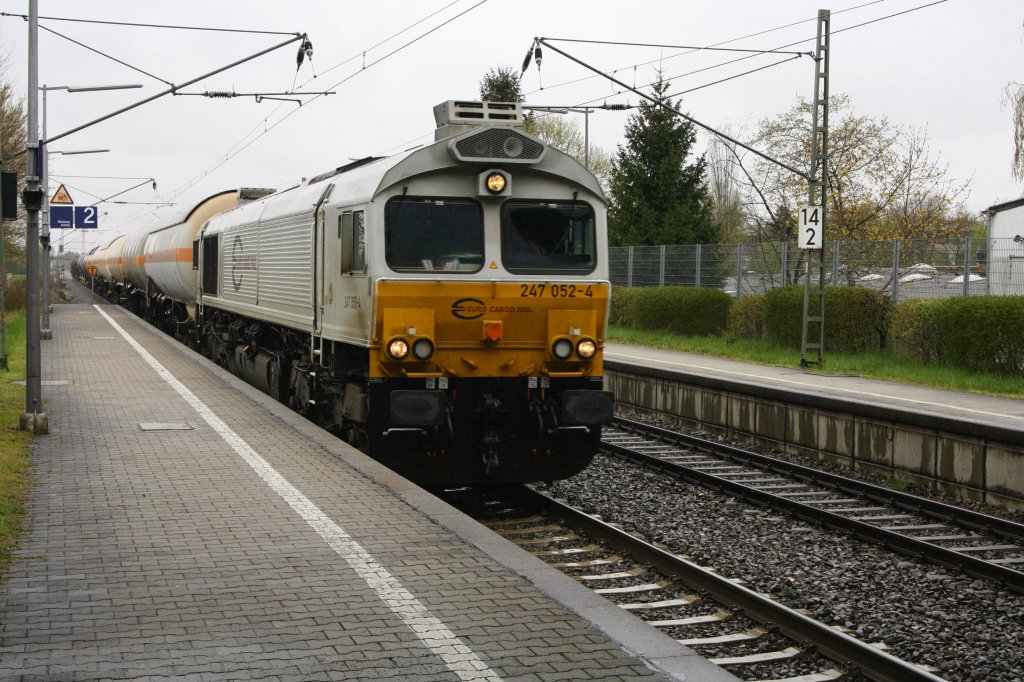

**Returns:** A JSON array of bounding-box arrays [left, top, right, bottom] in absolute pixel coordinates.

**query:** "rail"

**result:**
[[603, 417, 1024, 594]]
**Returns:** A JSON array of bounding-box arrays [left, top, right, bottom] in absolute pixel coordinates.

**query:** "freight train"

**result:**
[[76, 100, 613, 486]]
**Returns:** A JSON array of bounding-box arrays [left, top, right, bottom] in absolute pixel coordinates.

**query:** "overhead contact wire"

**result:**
[[305, 0, 465, 83], [111, 0, 490, 232], [0, 12, 298, 35], [182, 0, 471, 206], [542, 0, 947, 108], [523, 0, 902, 97]]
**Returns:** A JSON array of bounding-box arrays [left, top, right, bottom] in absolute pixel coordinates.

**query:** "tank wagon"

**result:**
[[86, 101, 614, 486]]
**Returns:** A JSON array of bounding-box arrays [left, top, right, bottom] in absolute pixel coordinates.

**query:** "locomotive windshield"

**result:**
[[500, 200, 596, 274], [385, 196, 483, 273]]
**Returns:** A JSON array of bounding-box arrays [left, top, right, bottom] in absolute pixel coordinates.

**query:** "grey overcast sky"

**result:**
[[3, 0, 1022, 253]]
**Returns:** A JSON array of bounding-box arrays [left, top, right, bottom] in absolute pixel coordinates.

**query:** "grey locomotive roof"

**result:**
[[204, 125, 605, 235]]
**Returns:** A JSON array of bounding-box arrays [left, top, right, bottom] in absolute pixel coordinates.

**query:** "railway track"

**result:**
[[601, 417, 1024, 594], [454, 486, 946, 682]]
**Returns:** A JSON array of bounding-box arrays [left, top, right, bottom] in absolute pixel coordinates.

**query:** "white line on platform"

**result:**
[[607, 351, 1024, 424], [96, 306, 504, 682]]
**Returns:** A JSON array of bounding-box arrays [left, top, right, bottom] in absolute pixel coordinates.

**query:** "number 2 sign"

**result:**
[[74, 205, 99, 229], [798, 205, 822, 250]]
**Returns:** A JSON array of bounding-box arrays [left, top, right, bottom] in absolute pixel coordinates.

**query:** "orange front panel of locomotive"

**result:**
[[371, 280, 608, 379]]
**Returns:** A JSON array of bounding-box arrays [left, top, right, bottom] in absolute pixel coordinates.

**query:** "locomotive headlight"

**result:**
[[479, 169, 511, 196], [386, 337, 410, 360], [552, 337, 573, 360], [576, 338, 597, 359], [485, 172, 507, 194], [412, 337, 435, 360]]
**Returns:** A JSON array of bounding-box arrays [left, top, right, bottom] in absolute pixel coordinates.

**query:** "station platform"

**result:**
[[605, 342, 1024, 437], [0, 302, 735, 681]]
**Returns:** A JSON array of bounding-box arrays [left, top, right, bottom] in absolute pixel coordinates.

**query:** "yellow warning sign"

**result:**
[[50, 184, 74, 204], [489, 261, 497, 269]]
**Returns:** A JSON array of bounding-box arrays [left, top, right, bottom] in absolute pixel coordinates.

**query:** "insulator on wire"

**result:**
[[297, 37, 314, 70], [520, 45, 533, 75], [533, 46, 542, 68], [205, 91, 234, 98]]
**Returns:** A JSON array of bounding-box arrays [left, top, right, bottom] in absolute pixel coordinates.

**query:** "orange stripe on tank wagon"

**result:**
[[146, 248, 193, 264]]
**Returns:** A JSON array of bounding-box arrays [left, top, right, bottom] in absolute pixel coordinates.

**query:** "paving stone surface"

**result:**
[[0, 300, 730, 681]]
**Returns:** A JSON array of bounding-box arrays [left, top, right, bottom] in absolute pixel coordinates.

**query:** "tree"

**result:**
[[607, 73, 717, 247], [529, 114, 612, 191], [0, 48, 27, 260], [735, 94, 972, 243], [1005, 81, 1024, 183], [478, 66, 525, 104], [705, 136, 747, 244], [477, 67, 611, 188]]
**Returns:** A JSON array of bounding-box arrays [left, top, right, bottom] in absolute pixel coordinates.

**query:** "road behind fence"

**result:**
[[609, 237, 1024, 300]]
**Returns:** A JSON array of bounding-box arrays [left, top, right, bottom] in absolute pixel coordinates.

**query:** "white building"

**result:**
[[985, 198, 1024, 295]]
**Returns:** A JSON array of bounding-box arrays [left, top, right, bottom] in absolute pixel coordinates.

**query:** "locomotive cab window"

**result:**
[[500, 199, 596, 274], [385, 196, 483, 273], [338, 209, 366, 274]]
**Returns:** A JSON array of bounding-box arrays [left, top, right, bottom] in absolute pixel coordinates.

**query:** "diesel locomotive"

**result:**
[[81, 100, 614, 486]]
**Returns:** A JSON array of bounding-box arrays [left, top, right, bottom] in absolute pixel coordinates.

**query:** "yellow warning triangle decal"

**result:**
[[50, 184, 74, 204], [489, 261, 497, 269]]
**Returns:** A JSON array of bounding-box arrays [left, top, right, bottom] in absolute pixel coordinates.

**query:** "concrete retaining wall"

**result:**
[[606, 361, 1024, 512]]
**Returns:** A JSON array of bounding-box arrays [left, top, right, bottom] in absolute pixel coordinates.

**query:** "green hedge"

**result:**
[[2, 277, 25, 312], [764, 285, 889, 352], [632, 286, 733, 336], [889, 299, 940, 362], [725, 294, 765, 341], [608, 286, 642, 327], [613, 283, 1023, 376], [891, 296, 1024, 374]]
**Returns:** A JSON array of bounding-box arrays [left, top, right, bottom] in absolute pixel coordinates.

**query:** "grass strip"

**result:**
[[0, 312, 31, 582], [608, 325, 1024, 398]]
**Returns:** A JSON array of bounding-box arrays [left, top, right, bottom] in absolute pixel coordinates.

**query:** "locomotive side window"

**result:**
[[352, 211, 366, 272], [339, 210, 367, 274], [339, 213, 353, 271], [500, 200, 596, 274], [385, 196, 483, 273], [201, 235, 219, 296]]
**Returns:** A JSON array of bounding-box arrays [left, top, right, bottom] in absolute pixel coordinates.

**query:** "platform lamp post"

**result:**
[[39, 83, 140, 341]]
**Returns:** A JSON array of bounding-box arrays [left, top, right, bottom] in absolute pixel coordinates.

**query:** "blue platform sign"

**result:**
[[50, 205, 73, 229], [74, 205, 99, 229]]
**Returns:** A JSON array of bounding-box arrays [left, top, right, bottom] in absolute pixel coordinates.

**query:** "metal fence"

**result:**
[[609, 237, 1024, 300]]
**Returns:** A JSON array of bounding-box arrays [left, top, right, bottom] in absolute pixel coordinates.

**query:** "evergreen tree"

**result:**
[[478, 66, 525, 103], [608, 74, 717, 246], [478, 65, 539, 133]]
